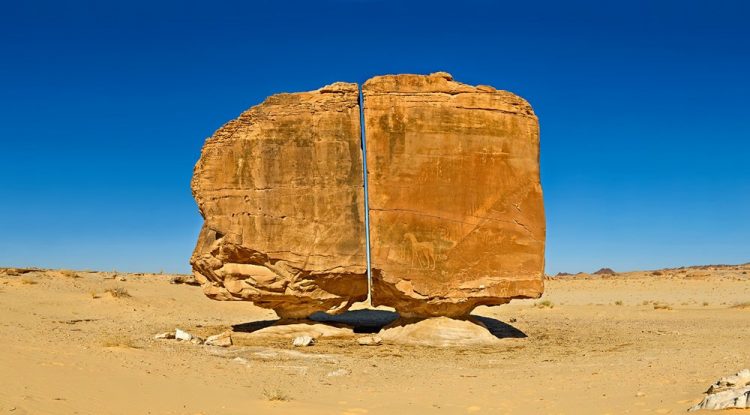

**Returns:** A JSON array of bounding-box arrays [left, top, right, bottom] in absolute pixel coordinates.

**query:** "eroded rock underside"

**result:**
[[363, 72, 545, 317], [190, 82, 368, 318]]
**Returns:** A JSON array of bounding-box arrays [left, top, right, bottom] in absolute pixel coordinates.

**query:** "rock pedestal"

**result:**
[[190, 82, 368, 319]]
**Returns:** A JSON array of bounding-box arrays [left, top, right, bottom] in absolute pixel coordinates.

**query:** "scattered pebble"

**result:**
[[154, 332, 175, 340], [175, 328, 193, 341], [205, 331, 232, 347], [356, 335, 382, 346], [292, 335, 315, 347]]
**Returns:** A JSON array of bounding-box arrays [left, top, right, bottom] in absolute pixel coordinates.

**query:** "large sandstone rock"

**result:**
[[363, 72, 545, 317], [190, 82, 368, 319]]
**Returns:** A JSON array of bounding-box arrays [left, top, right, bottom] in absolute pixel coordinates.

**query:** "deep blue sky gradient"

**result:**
[[1, 0, 748, 274]]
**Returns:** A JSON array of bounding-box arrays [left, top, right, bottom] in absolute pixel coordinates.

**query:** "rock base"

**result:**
[[240, 321, 355, 339], [378, 317, 503, 347]]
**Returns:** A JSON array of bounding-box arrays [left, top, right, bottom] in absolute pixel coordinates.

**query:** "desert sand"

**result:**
[[1, 264, 748, 414]]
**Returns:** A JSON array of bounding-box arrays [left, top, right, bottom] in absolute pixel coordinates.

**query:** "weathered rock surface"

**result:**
[[243, 322, 355, 339], [205, 331, 233, 347], [378, 317, 502, 347], [356, 335, 383, 346], [363, 72, 545, 317], [190, 82, 368, 319], [690, 369, 750, 411]]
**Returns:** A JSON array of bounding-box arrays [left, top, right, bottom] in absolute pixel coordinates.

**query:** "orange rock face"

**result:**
[[191, 73, 545, 319], [190, 82, 368, 319], [363, 72, 545, 317]]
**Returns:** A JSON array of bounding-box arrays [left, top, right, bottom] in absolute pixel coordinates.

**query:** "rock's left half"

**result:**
[[190, 82, 368, 319]]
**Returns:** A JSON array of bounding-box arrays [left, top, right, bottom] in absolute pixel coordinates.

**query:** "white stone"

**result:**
[[175, 328, 193, 341], [707, 368, 750, 393], [690, 387, 750, 411], [690, 369, 750, 411], [292, 335, 315, 347]]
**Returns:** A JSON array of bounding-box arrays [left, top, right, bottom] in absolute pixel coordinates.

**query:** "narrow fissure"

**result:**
[[358, 84, 374, 304]]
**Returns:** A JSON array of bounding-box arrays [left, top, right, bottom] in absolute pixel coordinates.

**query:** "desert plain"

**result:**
[[0, 263, 748, 415]]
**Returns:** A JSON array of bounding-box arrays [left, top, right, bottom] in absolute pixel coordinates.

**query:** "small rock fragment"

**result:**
[[327, 368, 351, 377], [154, 331, 175, 340], [190, 337, 204, 345], [205, 331, 232, 347], [170, 275, 201, 286], [175, 328, 193, 341], [292, 336, 315, 347], [357, 335, 382, 346]]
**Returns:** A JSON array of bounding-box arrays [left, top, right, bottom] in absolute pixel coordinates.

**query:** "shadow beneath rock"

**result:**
[[470, 315, 527, 339], [230, 312, 524, 340], [309, 309, 400, 333], [231, 319, 279, 333], [230, 310, 400, 334]]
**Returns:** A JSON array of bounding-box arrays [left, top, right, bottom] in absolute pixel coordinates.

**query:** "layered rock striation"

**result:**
[[363, 72, 545, 317], [191, 73, 545, 319], [190, 82, 368, 318]]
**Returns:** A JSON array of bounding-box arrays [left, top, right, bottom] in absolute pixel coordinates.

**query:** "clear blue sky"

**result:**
[[1, 0, 748, 274]]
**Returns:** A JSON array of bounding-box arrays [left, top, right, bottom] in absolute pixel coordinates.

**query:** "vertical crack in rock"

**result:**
[[190, 72, 546, 319], [190, 82, 369, 319], [358, 84, 374, 304], [362, 72, 546, 317]]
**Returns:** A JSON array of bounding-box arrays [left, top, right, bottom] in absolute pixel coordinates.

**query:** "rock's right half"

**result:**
[[363, 72, 545, 317]]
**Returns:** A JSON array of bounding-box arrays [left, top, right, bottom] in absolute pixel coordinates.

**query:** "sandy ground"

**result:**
[[0, 264, 748, 415]]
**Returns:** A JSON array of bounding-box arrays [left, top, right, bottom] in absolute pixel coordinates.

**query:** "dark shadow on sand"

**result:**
[[231, 319, 278, 333], [470, 315, 527, 339], [310, 309, 400, 333], [230, 310, 400, 334], [230, 311, 526, 339]]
